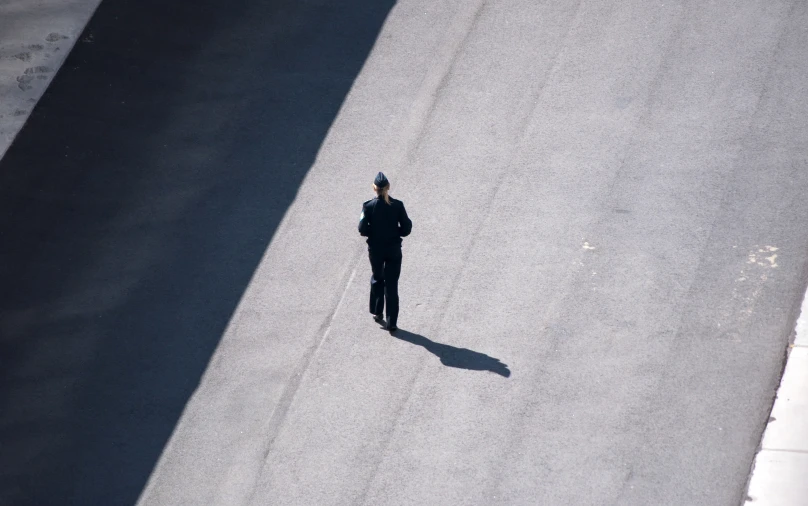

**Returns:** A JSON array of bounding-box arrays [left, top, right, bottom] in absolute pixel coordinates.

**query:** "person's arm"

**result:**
[[398, 202, 412, 237], [358, 202, 371, 236]]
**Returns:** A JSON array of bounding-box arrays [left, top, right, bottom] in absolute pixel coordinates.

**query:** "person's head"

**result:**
[[373, 172, 391, 204]]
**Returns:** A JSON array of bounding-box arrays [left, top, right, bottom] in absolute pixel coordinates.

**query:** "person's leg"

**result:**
[[383, 249, 402, 328], [368, 249, 385, 317]]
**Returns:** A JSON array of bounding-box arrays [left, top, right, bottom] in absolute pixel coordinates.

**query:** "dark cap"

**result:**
[[374, 172, 389, 188]]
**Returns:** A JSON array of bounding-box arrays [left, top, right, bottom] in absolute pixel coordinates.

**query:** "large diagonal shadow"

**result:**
[[0, 0, 395, 504], [392, 330, 511, 377]]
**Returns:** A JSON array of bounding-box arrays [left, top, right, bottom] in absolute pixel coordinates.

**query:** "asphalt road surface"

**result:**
[[2, 0, 808, 505]]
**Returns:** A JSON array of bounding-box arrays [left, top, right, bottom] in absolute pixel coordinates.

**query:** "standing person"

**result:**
[[358, 172, 412, 332]]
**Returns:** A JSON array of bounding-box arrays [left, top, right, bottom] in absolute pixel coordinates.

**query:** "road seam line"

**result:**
[[758, 448, 808, 455]]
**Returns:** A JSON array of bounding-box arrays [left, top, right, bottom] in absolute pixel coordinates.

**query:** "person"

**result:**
[[358, 172, 412, 332]]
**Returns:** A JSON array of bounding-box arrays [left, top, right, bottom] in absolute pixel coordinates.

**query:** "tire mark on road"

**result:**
[[481, 0, 694, 500], [374, 0, 488, 183], [356, 0, 590, 501], [239, 246, 364, 505], [243, 1, 489, 502]]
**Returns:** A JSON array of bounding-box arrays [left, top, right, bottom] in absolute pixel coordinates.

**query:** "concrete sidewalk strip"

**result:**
[[746, 452, 808, 506], [745, 294, 808, 505], [795, 295, 808, 347], [0, 0, 101, 161], [762, 347, 808, 452]]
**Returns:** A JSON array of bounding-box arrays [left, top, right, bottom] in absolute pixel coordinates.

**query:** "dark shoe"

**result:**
[[373, 313, 384, 323], [386, 322, 398, 332]]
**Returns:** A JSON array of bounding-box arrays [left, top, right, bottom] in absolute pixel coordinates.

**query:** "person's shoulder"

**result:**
[[362, 198, 376, 207], [390, 197, 405, 206]]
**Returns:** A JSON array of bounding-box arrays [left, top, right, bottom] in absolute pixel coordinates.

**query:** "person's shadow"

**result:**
[[391, 329, 511, 377]]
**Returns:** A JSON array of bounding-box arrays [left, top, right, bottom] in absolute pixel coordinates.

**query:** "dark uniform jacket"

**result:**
[[358, 197, 412, 248]]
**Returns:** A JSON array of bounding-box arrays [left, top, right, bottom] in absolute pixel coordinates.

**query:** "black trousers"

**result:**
[[368, 247, 402, 325]]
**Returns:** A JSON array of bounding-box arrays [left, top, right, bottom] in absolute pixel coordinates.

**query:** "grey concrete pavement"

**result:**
[[2, 0, 808, 505], [0, 0, 101, 159]]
